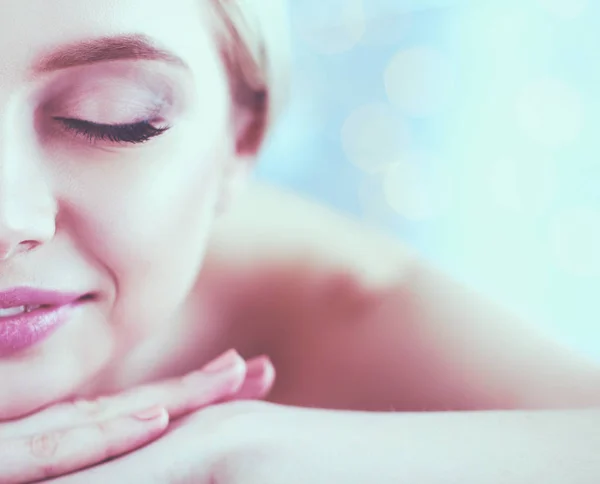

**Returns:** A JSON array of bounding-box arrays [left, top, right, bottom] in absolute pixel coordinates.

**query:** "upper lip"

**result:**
[[0, 287, 87, 309]]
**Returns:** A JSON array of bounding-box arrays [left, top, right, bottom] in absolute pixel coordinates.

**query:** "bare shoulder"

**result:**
[[203, 180, 418, 344], [203, 181, 600, 412], [208, 180, 417, 285]]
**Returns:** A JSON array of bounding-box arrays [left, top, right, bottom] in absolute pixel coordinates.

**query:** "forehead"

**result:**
[[0, 0, 221, 84]]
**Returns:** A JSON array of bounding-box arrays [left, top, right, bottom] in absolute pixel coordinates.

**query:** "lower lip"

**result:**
[[0, 303, 82, 356]]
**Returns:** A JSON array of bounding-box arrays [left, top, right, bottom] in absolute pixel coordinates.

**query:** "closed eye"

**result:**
[[53, 117, 171, 144]]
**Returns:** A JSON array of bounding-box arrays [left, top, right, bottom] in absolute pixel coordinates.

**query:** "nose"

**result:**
[[0, 190, 56, 260], [0, 125, 56, 261]]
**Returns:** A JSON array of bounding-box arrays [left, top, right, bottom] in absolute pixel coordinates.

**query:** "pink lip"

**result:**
[[0, 288, 89, 356]]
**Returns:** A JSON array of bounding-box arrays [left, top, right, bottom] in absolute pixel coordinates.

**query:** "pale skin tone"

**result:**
[[0, 0, 599, 482]]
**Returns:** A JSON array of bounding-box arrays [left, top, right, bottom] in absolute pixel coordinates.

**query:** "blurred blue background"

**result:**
[[256, 0, 600, 360]]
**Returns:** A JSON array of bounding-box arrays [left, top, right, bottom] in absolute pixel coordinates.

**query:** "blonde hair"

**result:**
[[209, 0, 290, 155]]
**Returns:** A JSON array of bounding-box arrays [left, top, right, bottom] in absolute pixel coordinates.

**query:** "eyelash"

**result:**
[[53, 117, 170, 144]]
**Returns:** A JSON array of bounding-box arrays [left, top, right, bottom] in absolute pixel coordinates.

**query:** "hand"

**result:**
[[49, 401, 354, 484], [0, 350, 274, 484]]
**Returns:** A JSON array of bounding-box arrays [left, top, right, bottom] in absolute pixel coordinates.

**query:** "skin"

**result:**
[[1, 2, 600, 481], [0, 0, 242, 420], [210, 183, 600, 412]]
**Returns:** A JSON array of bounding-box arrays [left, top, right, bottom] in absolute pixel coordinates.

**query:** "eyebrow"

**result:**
[[31, 34, 188, 75]]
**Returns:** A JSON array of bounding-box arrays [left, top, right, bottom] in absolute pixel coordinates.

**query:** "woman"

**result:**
[[0, 0, 598, 482]]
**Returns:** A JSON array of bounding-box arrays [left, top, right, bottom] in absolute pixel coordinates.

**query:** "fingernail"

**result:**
[[246, 355, 271, 378], [202, 349, 240, 373], [133, 406, 166, 421]]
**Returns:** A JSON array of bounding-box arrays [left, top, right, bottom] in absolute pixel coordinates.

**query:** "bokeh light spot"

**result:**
[[515, 78, 584, 149], [384, 46, 455, 117], [550, 208, 600, 277], [536, 0, 589, 19], [485, 155, 557, 215], [382, 150, 449, 221], [341, 103, 411, 174], [294, 0, 366, 55], [360, 0, 412, 46]]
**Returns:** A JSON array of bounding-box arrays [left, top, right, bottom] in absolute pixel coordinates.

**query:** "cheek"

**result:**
[[62, 145, 225, 335]]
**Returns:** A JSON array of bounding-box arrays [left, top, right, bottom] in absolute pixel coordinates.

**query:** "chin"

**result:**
[[0, 366, 109, 421], [0, 329, 115, 421]]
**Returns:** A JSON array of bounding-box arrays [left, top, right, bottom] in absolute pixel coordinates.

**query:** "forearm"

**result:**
[[314, 407, 600, 484]]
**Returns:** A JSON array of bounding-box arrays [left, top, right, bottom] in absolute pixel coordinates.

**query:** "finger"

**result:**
[[91, 349, 248, 420], [230, 355, 276, 401], [0, 406, 168, 484], [1, 349, 247, 439]]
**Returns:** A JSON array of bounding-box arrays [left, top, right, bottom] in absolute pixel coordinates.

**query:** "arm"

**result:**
[[44, 399, 600, 484], [263, 405, 600, 484]]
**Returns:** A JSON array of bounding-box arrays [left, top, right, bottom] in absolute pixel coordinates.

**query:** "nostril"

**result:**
[[0, 240, 42, 259], [19, 241, 41, 253]]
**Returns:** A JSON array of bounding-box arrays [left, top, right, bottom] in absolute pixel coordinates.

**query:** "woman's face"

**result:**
[[0, 0, 240, 419]]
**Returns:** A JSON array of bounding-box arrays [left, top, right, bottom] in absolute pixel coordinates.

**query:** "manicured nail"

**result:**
[[246, 355, 271, 378], [133, 406, 167, 421], [202, 349, 240, 373], [231, 356, 275, 400]]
